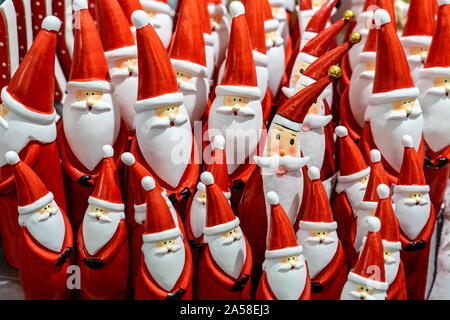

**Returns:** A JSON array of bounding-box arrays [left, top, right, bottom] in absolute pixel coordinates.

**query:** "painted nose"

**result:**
[[290, 260, 296, 267], [405, 105, 413, 114], [232, 104, 240, 112], [168, 113, 176, 121], [279, 150, 286, 157], [128, 64, 135, 73], [87, 98, 96, 107]]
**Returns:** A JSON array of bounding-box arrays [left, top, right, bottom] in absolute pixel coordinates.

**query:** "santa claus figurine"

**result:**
[[129, 10, 199, 215], [369, 184, 407, 300], [58, 0, 126, 230], [332, 126, 370, 267], [297, 167, 347, 300], [5, 151, 74, 300], [359, 8, 424, 183], [256, 191, 310, 300], [400, 0, 435, 83], [139, 0, 172, 48], [95, 0, 138, 137], [340, 216, 388, 300], [135, 176, 193, 300], [0, 15, 66, 269], [77, 145, 129, 300], [195, 172, 253, 300], [169, 0, 209, 125], [392, 135, 436, 300], [207, 0, 229, 75]]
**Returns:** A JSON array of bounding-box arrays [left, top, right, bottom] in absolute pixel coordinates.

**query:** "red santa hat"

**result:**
[[363, 0, 377, 11], [216, 1, 260, 100], [141, 176, 182, 242], [207, 135, 231, 197], [88, 145, 125, 211], [118, 0, 143, 27], [401, 0, 435, 47], [348, 216, 388, 290], [169, 0, 207, 77], [362, 149, 390, 203], [335, 126, 371, 185], [374, 184, 401, 250], [300, 0, 313, 10], [394, 135, 430, 194], [1, 16, 60, 124], [304, 0, 337, 34], [273, 66, 341, 132], [5, 151, 54, 215], [265, 191, 303, 259], [69, 0, 112, 92], [242, 0, 269, 67], [199, 0, 213, 35], [421, 1, 450, 77], [95, 0, 137, 62], [299, 167, 337, 231], [201, 172, 240, 236], [263, 0, 280, 32], [132, 10, 183, 112], [300, 9, 354, 64], [358, 19, 377, 63], [140, 0, 171, 14], [369, 9, 419, 104]]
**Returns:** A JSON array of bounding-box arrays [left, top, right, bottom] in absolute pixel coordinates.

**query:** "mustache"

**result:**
[[385, 256, 397, 264], [149, 18, 162, 29], [305, 237, 335, 245], [254, 155, 309, 172], [221, 233, 243, 245], [385, 108, 422, 120], [302, 114, 332, 130], [278, 263, 303, 272], [147, 114, 188, 129], [0, 116, 8, 129], [425, 87, 450, 96], [178, 81, 197, 93], [211, 22, 227, 31], [194, 197, 206, 205], [349, 291, 376, 300], [110, 67, 138, 79], [216, 106, 256, 118], [403, 198, 428, 206], [360, 71, 375, 80], [87, 211, 112, 222], [266, 37, 284, 48], [154, 243, 181, 256], [70, 100, 112, 112]]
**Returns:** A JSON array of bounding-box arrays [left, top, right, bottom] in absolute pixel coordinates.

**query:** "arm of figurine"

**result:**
[[177, 241, 194, 292], [258, 273, 276, 300], [96, 220, 127, 264], [22, 228, 63, 265], [139, 263, 173, 300], [400, 203, 437, 250], [313, 241, 345, 288], [0, 143, 41, 194]]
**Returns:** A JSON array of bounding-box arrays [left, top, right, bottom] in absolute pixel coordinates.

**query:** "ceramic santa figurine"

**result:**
[[359, 8, 424, 183], [417, 0, 450, 213], [195, 172, 253, 300], [139, 0, 172, 48], [58, 0, 126, 230], [129, 10, 199, 214], [341, 217, 388, 300], [392, 135, 436, 300], [400, 0, 435, 83], [369, 184, 407, 300], [239, 66, 340, 272], [0, 15, 66, 269], [6, 151, 74, 300], [256, 191, 310, 300], [77, 145, 129, 300], [207, 0, 229, 74], [169, 0, 209, 125], [135, 176, 193, 300], [118, 0, 144, 38], [297, 167, 347, 300], [207, 1, 263, 195], [95, 0, 138, 136], [332, 126, 370, 267]]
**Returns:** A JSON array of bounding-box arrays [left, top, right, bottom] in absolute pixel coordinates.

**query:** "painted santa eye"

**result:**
[[314, 99, 318, 104], [290, 139, 295, 145], [300, 68, 304, 74], [276, 134, 280, 140]]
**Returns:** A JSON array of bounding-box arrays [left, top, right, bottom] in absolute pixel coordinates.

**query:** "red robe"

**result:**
[[386, 260, 407, 300], [0, 141, 66, 269], [195, 237, 253, 300], [134, 241, 193, 300], [262, 88, 273, 124], [256, 269, 311, 300], [57, 120, 128, 230], [338, 53, 352, 95], [18, 210, 74, 300], [424, 144, 450, 212], [339, 86, 363, 141], [77, 219, 130, 300]]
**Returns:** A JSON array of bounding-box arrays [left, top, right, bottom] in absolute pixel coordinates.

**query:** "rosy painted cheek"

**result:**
[[270, 142, 279, 154], [287, 147, 297, 156]]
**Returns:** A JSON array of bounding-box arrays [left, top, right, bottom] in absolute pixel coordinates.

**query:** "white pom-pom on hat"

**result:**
[[308, 166, 320, 180], [335, 126, 348, 138], [366, 216, 381, 233], [438, 0, 450, 6], [5, 151, 20, 166], [377, 184, 390, 199], [200, 171, 214, 186], [42, 16, 61, 32], [230, 1, 245, 18], [141, 176, 156, 191], [121, 152, 135, 166], [102, 145, 114, 158], [212, 135, 225, 150], [266, 191, 279, 205], [370, 149, 381, 163], [132, 10, 150, 29], [374, 9, 391, 27], [73, 0, 88, 11], [401, 135, 414, 148]]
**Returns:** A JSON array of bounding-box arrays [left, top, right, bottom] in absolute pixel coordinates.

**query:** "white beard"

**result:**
[[266, 39, 285, 97], [208, 96, 263, 175], [82, 206, 124, 256], [178, 76, 209, 125], [110, 66, 138, 131], [189, 192, 207, 239], [297, 229, 338, 278], [204, 226, 247, 279], [366, 101, 423, 173], [63, 91, 120, 171], [353, 202, 377, 252], [0, 111, 56, 167], [406, 54, 425, 84], [340, 180, 368, 211], [384, 248, 401, 286], [20, 201, 65, 252], [151, 13, 172, 48], [263, 255, 307, 300], [255, 64, 269, 102], [348, 61, 374, 128], [347, 11, 372, 71], [274, 11, 288, 47], [340, 279, 387, 300], [205, 40, 215, 83], [211, 18, 229, 69], [392, 191, 431, 240], [417, 78, 450, 153], [142, 235, 185, 291], [135, 107, 192, 188]]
